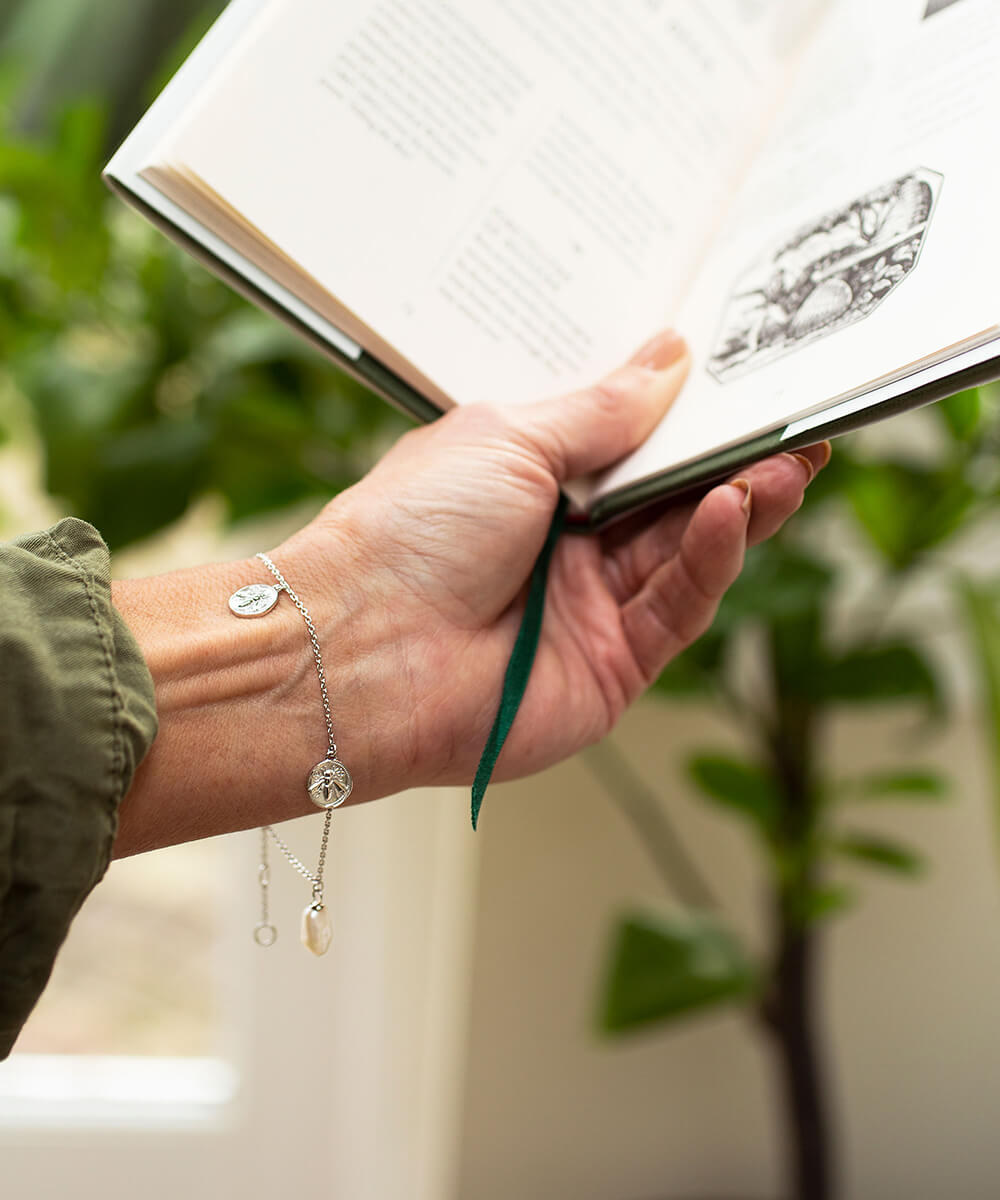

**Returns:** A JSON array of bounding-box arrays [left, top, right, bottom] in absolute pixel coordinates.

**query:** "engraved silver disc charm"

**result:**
[[307, 758, 353, 809], [229, 582, 281, 618]]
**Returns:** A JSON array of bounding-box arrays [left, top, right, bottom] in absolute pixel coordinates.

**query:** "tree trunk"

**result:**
[[760, 910, 836, 1200]]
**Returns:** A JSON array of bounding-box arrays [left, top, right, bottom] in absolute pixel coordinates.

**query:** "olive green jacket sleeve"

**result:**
[[0, 518, 158, 1059]]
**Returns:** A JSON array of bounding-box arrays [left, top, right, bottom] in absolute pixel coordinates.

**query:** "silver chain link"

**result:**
[[256, 552, 337, 759], [252, 552, 338, 922], [253, 828, 278, 946], [262, 810, 332, 892]]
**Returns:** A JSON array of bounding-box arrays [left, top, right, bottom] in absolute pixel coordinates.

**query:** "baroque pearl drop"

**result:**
[[301, 903, 333, 956]]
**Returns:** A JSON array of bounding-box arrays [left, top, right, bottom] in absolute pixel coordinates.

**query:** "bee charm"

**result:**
[[307, 758, 353, 809]]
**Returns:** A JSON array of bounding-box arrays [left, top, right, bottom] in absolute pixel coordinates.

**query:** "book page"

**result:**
[[146, 0, 800, 412], [596, 0, 1000, 500]]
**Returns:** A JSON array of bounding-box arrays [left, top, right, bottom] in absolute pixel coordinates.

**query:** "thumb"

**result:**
[[514, 329, 690, 482]]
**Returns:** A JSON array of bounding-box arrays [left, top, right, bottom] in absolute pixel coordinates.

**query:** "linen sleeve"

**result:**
[[0, 518, 158, 1059]]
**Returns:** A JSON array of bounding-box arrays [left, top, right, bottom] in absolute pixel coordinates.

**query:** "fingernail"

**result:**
[[729, 478, 753, 518], [632, 329, 686, 370], [787, 452, 815, 483], [818, 441, 833, 469]]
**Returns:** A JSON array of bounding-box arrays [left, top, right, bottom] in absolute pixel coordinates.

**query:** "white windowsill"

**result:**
[[0, 1054, 238, 1130]]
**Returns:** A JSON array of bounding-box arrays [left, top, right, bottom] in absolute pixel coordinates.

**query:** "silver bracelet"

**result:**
[[228, 552, 353, 956]]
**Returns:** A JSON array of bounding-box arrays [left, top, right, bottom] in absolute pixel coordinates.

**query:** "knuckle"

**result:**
[[440, 402, 507, 438], [677, 541, 719, 609], [670, 552, 720, 645], [441, 403, 559, 494], [434, 403, 529, 455]]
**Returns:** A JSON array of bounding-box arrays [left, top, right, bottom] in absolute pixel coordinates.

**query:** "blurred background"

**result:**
[[2, 2, 1000, 1198]]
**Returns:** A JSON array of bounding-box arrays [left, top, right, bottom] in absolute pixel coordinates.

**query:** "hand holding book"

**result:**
[[113, 331, 824, 854], [106, 0, 1000, 523]]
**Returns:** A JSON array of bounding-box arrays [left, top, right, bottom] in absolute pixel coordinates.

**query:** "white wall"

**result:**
[[455, 700, 1000, 1200]]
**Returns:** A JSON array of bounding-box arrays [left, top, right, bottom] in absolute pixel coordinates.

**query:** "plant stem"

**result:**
[[760, 632, 837, 1200], [583, 738, 720, 911], [760, 904, 835, 1200]]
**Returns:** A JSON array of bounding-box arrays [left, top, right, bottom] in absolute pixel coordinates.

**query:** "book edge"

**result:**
[[586, 343, 1000, 529], [104, 175, 443, 427]]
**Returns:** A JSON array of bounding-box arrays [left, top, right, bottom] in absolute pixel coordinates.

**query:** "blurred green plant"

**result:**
[[5, 9, 1000, 1199], [0, 32, 404, 548], [1, 0, 226, 147], [592, 385, 1000, 1199]]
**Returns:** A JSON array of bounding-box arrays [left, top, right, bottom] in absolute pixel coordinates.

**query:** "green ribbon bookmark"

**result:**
[[471, 493, 569, 829]]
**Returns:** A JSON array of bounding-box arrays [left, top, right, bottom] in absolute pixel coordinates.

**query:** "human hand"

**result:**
[[279, 330, 828, 794], [114, 330, 826, 853]]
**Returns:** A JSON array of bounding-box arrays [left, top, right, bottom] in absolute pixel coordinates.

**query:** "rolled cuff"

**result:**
[[0, 518, 158, 1058]]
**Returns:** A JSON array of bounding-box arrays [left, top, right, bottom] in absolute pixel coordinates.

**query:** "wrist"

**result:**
[[272, 503, 425, 802], [111, 548, 371, 855]]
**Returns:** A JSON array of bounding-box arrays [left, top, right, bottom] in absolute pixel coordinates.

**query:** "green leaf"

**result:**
[[652, 632, 725, 697], [961, 579, 1000, 854], [846, 467, 911, 566], [688, 754, 780, 838], [600, 912, 757, 1034], [819, 644, 941, 710], [835, 833, 926, 876], [714, 540, 833, 634], [841, 769, 949, 803], [791, 884, 856, 925], [89, 419, 211, 548], [938, 387, 982, 441], [717, 541, 836, 701], [846, 462, 977, 569]]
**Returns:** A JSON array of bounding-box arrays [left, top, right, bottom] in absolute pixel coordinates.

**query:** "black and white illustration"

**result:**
[[708, 168, 943, 383]]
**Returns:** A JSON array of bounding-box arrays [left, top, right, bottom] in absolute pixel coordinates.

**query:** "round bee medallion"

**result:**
[[307, 758, 353, 809], [229, 583, 281, 617]]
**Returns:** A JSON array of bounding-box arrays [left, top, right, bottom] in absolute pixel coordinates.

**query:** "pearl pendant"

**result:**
[[301, 902, 333, 956]]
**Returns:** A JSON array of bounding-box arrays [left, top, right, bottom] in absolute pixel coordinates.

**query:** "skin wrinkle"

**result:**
[[110, 340, 826, 857], [549, 554, 635, 731], [423, 621, 504, 779], [660, 530, 738, 652], [606, 451, 816, 597], [150, 635, 301, 712], [297, 539, 415, 791], [428, 609, 525, 784], [397, 626, 431, 780], [484, 423, 569, 499], [527, 365, 682, 482], [564, 616, 626, 745], [347, 606, 419, 783], [488, 645, 575, 781], [599, 551, 631, 607], [336, 499, 492, 628], [605, 500, 700, 601], [622, 497, 741, 681], [679, 511, 739, 612], [621, 588, 681, 681]]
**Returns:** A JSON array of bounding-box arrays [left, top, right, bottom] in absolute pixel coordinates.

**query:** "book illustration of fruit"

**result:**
[[707, 167, 943, 383]]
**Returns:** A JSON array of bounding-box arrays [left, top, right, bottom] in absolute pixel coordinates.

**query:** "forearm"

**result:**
[[110, 528, 413, 857]]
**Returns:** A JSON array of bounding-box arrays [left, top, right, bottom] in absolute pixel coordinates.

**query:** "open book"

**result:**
[[105, 0, 1000, 526]]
